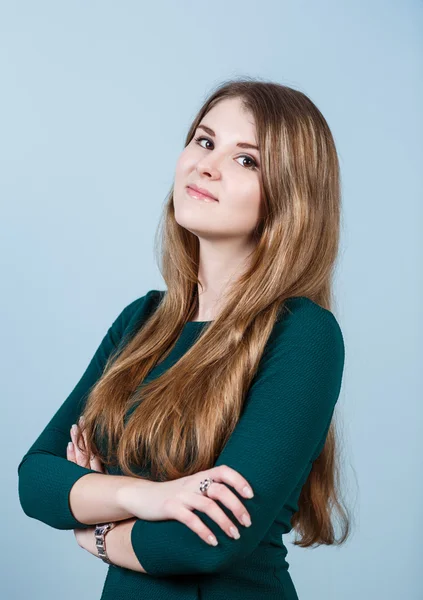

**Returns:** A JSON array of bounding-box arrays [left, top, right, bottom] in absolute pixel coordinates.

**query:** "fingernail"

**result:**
[[68, 442, 73, 450], [71, 424, 77, 433], [241, 513, 251, 527], [230, 526, 240, 539], [207, 535, 218, 546], [243, 486, 254, 498]]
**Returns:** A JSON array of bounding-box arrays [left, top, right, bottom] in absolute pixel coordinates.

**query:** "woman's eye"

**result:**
[[193, 136, 259, 171], [234, 156, 259, 170], [194, 136, 213, 150]]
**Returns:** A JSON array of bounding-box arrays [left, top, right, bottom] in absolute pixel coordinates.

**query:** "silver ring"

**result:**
[[199, 477, 214, 495]]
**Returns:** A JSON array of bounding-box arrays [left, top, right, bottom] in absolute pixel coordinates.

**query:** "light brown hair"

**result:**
[[76, 77, 350, 547]]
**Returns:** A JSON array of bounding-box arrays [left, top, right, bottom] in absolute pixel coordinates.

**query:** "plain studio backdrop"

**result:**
[[1, 1, 421, 599]]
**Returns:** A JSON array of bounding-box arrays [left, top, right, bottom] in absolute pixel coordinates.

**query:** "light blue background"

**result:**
[[2, 1, 422, 598]]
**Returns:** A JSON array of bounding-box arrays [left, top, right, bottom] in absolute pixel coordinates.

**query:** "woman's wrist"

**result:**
[[116, 476, 157, 518], [67, 420, 156, 524]]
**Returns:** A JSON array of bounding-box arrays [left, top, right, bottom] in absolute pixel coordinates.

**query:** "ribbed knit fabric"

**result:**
[[18, 290, 345, 600]]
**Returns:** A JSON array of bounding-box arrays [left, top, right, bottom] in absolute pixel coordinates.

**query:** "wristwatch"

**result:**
[[94, 522, 116, 565]]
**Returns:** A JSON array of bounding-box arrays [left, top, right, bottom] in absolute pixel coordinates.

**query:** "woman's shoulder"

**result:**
[[282, 295, 342, 324], [110, 289, 165, 343], [271, 295, 345, 357], [124, 288, 165, 316], [122, 288, 165, 325]]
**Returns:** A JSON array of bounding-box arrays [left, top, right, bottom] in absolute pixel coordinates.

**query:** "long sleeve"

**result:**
[[130, 301, 345, 576], [17, 291, 158, 530]]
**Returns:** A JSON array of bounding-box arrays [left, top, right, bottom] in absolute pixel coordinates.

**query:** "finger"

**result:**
[[90, 455, 105, 473], [189, 491, 241, 540], [67, 441, 76, 463], [201, 481, 252, 528], [169, 505, 220, 547], [79, 421, 105, 474], [70, 424, 90, 468], [206, 464, 254, 499]]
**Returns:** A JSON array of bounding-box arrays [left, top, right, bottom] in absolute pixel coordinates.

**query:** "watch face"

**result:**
[[95, 525, 108, 535], [95, 523, 114, 535]]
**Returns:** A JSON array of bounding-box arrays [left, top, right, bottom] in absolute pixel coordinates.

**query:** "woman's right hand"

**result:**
[[119, 465, 254, 546]]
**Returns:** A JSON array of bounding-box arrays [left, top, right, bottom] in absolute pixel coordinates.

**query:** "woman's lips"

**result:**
[[186, 186, 218, 202]]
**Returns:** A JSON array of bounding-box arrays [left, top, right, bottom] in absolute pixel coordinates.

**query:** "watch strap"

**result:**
[[94, 522, 116, 565]]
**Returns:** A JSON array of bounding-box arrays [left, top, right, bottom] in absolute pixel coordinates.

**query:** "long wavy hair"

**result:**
[[76, 77, 351, 547]]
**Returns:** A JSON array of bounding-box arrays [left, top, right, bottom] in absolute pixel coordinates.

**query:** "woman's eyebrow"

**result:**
[[197, 124, 260, 152]]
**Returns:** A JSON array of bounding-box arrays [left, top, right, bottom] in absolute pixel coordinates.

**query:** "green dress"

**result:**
[[18, 290, 345, 599]]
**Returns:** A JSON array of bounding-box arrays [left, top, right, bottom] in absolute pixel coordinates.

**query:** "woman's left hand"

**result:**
[[68, 417, 105, 474], [67, 417, 106, 552]]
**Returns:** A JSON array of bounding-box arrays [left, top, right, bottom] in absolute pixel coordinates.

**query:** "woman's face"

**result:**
[[173, 97, 262, 243]]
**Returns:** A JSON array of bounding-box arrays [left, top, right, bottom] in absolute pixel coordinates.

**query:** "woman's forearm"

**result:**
[[104, 519, 147, 573], [78, 519, 147, 573], [69, 472, 154, 525]]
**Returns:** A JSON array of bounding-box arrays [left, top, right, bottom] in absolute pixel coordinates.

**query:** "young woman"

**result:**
[[18, 78, 350, 599]]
